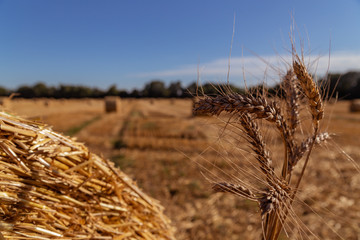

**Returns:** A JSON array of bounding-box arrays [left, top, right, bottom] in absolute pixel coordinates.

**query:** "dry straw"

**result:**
[[0, 111, 174, 239], [193, 52, 328, 239]]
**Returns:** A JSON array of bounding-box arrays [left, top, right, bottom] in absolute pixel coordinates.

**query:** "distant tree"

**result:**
[[248, 84, 274, 97], [54, 85, 69, 98], [106, 84, 118, 96], [143, 80, 168, 98], [118, 90, 129, 98], [91, 88, 105, 98], [46, 86, 56, 98], [33, 82, 49, 97], [17, 85, 35, 98], [168, 81, 184, 98], [130, 89, 141, 98], [53, 85, 92, 98], [184, 81, 245, 98], [185, 82, 197, 97], [76, 86, 93, 98], [267, 83, 282, 97], [222, 83, 245, 95]]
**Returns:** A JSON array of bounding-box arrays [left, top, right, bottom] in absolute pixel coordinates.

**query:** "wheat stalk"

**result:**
[[194, 52, 327, 239]]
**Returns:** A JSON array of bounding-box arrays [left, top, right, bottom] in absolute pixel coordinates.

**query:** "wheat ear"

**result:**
[[289, 132, 330, 171], [282, 69, 300, 135], [194, 94, 296, 167], [293, 55, 324, 128]]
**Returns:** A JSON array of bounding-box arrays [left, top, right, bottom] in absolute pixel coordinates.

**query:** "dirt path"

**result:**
[[74, 99, 136, 158]]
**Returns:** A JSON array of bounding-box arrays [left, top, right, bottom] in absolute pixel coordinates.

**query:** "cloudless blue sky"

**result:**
[[0, 0, 359, 90]]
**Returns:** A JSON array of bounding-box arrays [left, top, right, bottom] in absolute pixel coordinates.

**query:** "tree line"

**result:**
[[0, 80, 244, 99], [0, 71, 359, 99]]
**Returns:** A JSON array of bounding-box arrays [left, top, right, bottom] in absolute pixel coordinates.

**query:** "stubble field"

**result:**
[[2, 98, 360, 239]]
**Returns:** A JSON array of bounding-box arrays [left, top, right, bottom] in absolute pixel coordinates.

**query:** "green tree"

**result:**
[[168, 81, 184, 97], [143, 80, 168, 98], [17, 85, 35, 98], [33, 82, 49, 97], [118, 90, 129, 98], [130, 89, 141, 98], [106, 84, 118, 96], [185, 82, 198, 97]]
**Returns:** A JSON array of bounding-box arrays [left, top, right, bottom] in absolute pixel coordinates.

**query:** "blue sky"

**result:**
[[0, 0, 359, 90]]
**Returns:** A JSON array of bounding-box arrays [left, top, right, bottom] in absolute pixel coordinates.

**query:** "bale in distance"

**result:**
[[0, 111, 175, 239], [104, 96, 119, 113]]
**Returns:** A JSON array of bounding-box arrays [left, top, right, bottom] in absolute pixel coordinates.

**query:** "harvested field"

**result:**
[[2, 98, 360, 239]]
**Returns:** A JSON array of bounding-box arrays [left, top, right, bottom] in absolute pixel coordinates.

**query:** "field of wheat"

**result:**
[[2, 93, 359, 239]]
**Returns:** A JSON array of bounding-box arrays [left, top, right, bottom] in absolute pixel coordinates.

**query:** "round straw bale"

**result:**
[[105, 96, 118, 113], [0, 111, 175, 239], [350, 99, 360, 112]]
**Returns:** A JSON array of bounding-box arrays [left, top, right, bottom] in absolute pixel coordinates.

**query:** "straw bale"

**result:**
[[105, 97, 118, 113], [0, 111, 175, 239], [350, 99, 360, 112]]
